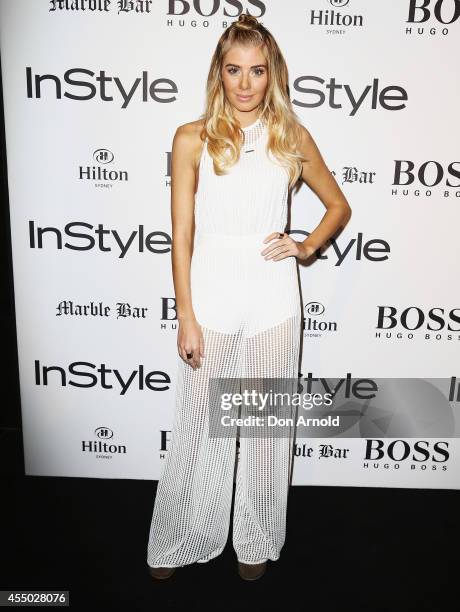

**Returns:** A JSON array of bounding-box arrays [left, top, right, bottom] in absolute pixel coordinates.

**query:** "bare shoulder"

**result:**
[[294, 122, 326, 167], [295, 123, 315, 153], [172, 119, 206, 168], [174, 118, 205, 139]]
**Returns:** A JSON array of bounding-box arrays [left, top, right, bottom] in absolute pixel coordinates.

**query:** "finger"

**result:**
[[261, 235, 284, 255], [268, 245, 293, 260], [190, 345, 200, 369], [199, 334, 205, 359], [264, 243, 286, 259], [183, 347, 194, 366], [262, 231, 280, 244], [274, 246, 294, 260]]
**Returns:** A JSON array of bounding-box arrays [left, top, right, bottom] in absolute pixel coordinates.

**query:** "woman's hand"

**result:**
[[177, 317, 205, 370], [261, 232, 317, 262]]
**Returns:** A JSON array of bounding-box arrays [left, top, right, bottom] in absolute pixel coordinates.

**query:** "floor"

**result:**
[[1, 427, 458, 612]]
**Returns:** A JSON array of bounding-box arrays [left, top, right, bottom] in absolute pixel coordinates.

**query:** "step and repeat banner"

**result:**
[[1, 0, 459, 488]]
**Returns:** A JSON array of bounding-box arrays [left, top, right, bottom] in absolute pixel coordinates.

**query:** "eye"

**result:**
[[226, 67, 265, 76]]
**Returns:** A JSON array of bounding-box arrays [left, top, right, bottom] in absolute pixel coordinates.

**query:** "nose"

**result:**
[[240, 71, 251, 90]]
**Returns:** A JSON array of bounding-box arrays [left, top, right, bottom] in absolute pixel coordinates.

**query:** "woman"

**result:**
[[147, 14, 351, 581]]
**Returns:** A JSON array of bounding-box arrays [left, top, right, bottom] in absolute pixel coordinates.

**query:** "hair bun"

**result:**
[[236, 13, 260, 28]]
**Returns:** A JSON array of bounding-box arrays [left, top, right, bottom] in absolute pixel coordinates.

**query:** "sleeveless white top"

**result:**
[[190, 115, 300, 337], [194, 116, 290, 236]]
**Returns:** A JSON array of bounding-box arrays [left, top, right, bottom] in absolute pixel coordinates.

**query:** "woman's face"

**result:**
[[221, 43, 268, 117]]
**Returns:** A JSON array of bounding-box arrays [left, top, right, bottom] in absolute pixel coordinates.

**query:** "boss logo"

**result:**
[[408, 0, 460, 24], [364, 439, 449, 462]]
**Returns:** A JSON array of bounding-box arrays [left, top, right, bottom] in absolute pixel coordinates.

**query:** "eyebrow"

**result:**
[[224, 63, 267, 68]]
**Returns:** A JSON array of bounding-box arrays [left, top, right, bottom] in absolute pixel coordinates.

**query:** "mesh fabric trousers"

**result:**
[[146, 231, 302, 568]]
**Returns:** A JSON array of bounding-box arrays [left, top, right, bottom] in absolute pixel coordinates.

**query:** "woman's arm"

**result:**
[[296, 125, 352, 259], [170, 122, 205, 369], [170, 124, 199, 322]]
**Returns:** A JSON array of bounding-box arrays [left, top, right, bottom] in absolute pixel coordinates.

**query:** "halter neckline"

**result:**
[[241, 116, 262, 131]]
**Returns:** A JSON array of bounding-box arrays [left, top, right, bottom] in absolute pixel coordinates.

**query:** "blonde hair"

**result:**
[[199, 14, 308, 191]]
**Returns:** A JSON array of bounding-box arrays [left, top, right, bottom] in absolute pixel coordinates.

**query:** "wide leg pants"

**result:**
[[146, 231, 302, 567]]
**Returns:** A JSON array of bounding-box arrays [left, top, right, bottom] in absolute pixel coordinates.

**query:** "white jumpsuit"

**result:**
[[146, 115, 302, 567]]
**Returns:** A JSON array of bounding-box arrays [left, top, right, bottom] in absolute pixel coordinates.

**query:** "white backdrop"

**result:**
[[1, 0, 459, 488]]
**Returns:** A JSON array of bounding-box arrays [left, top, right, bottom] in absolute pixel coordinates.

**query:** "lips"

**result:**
[[236, 94, 253, 101]]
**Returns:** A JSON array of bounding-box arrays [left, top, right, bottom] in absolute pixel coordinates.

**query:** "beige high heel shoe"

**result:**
[[148, 565, 176, 580], [238, 561, 267, 581]]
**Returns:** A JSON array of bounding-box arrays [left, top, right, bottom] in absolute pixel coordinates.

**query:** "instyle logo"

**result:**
[[364, 439, 449, 470], [291, 230, 390, 266], [82, 426, 127, 458], [292, 76, 408, 116], [25, 67, 178, 109], [392, 160, 460, 198], [79, 149, 129, 189], [375, 306, 460, 342], [297, 372, 379, 398], [34, 360, 172, 395], [406, 0, 460, 36], [28, 221, 171, 258]]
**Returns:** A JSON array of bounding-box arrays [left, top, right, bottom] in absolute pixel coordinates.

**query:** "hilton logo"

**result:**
[[82, 426, 127, 458], [303, 301, 338, 337], [78, 148, 129, 189], [310, 0, 363, 29]]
